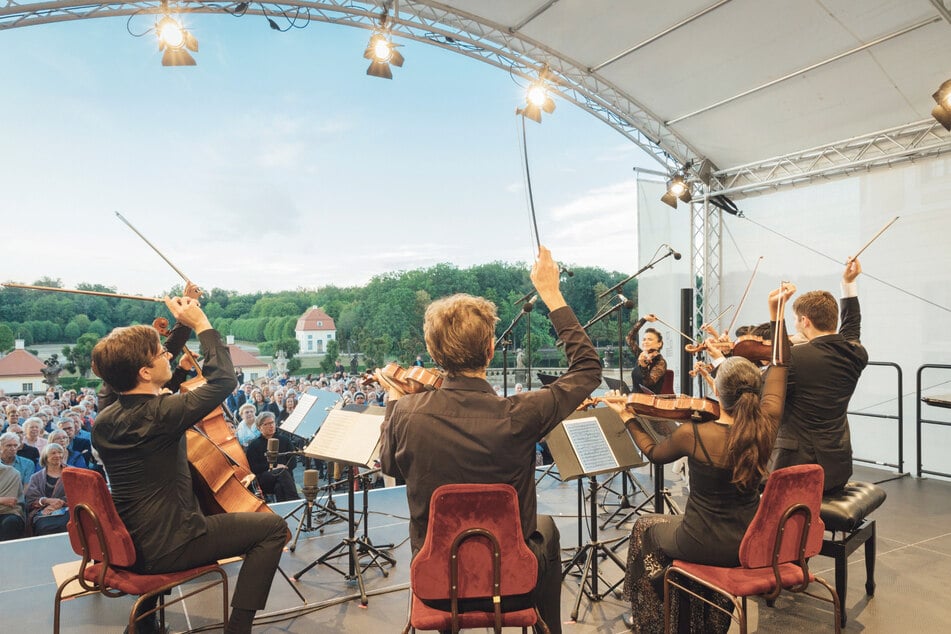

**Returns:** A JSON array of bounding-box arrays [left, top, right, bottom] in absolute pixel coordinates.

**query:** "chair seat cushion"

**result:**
[[84, 562, 222, 596], [672, 560, 813, 597], [409, 594, 538, 630], [820, 481, 886, 532]]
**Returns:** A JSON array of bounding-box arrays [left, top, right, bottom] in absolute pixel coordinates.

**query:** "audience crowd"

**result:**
[[0, 366, 396, 541]]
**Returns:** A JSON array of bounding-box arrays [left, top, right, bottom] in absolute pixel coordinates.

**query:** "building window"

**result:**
[[22, 383, 33, 392], [307, 340, 313, 351], [317, 321, 323, 327], [316, 341, 324, 354]]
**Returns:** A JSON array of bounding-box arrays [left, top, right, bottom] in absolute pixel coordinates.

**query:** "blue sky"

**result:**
[[2, 14, 662, 295]]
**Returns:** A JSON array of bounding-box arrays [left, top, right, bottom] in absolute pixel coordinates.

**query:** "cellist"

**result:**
[[91, 295, 286, 634]]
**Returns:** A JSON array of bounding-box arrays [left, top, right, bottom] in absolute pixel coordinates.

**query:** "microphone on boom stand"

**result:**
[[267, 437, 280, 470]]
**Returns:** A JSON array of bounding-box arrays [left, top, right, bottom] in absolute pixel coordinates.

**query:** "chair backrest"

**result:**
[[411, 483, 537, 602], [660, 370, 675, 395], [61, 467, 137, 568], [738, 464, 825, 569]]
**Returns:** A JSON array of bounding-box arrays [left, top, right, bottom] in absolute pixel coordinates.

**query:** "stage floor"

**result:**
[[2, 463, 949, 633]]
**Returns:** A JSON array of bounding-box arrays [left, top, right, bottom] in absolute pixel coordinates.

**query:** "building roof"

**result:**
[[227, 345, 268, 368], [0, 349, 46, 377], [295, 307, 336, 332]]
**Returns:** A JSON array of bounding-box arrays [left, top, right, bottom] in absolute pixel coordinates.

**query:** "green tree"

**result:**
[[0, 323, 13, 351], [319, 339, 340, 373], [62, 333, 100, 378]]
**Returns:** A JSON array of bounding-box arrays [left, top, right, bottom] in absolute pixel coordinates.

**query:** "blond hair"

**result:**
[[424, 294, 499, 376]]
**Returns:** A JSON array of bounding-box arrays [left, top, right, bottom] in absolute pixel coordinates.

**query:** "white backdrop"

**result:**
[[715, 155, 951, 478]]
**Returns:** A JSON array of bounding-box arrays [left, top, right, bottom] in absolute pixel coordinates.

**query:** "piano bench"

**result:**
[[819, 480, 887, 627]]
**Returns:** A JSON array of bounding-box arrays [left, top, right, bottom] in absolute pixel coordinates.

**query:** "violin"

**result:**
[[577, 393, 720, 422], [375, 362, 444, 394], [731, 337, 774, 365]]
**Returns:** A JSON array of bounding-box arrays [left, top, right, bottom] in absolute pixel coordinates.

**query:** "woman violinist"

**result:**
[[625, 314, 667, 394], [604, 282, 795, 633]]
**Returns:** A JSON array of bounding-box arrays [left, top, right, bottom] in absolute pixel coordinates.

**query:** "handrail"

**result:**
[[848, 361, 904, 476], [916, 364, 951, 478]]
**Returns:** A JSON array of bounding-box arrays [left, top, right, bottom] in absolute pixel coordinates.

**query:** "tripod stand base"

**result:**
[[562, 539, 627, 621]]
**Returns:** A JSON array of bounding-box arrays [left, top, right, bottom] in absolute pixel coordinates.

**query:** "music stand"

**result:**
[[279, 389, 347, 547], [292, 407, 395, 606], [547, 407, 643, 622], [633, 415, 683, 515]]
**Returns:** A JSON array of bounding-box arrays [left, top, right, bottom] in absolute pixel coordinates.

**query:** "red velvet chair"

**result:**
[[660, 370, 675, 395], [663, 464, 840, 633], [403, 483, 549, 634], [54, 467, 229, 634]]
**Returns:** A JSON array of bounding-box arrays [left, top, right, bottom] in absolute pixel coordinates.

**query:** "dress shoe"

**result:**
[[124, 614, 170, 634]]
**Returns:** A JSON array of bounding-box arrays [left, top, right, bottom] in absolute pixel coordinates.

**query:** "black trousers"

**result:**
[[528, 514, 562, 634], [137, 512, 287, 611], [258, 467, 300, 502], [0, 513, 24, 540]]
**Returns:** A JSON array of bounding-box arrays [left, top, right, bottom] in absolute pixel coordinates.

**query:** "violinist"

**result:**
[[380, 246, 601, 634], [91, 295, 287, 634], [625, 314, 667, 394], [604, 283, 794, 633], [771, 258, 868, 492]]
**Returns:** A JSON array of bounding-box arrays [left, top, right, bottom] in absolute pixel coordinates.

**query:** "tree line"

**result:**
[[0, 262, 639, 376]]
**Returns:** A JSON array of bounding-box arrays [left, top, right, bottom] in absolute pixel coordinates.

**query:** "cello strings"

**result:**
[[739, 214, 951, 314]]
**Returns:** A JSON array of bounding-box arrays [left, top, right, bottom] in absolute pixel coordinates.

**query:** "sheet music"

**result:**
[[280, 391, 317, 436], [563, 416, 619, 474], [305, 408, 384, 467]]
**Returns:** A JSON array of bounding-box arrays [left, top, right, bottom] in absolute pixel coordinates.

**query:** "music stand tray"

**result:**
[[546, 408, 640, 622]]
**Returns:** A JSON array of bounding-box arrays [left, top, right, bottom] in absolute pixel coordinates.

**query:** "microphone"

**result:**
[[302, 468, 320, 504], [616, 293, 635, 310], [664, 244, 682, 260], [266, 437, 279, 469], [522, 294, 538, 313]]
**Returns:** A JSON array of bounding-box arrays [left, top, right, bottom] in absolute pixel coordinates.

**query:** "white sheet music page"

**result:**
[[563, 416, 619, 474], [280, 391, 317, 436], [307, 408, 384, 467]]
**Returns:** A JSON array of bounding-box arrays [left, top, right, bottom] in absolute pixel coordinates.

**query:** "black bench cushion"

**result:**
[[820, 481, 887, 532]]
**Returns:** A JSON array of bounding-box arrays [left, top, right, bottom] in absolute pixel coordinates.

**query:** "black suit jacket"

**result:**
[[773, 296, 868, 491]]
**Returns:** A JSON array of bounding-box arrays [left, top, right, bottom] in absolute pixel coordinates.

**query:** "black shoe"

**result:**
[[124, 614, 170, 634]]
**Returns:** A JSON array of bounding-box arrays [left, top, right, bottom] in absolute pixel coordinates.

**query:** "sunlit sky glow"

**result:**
[[2, 15, 664, 295]]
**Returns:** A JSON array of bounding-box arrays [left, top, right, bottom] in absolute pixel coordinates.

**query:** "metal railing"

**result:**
[[916, 364, 951, 478], [849, 361, 904, 476]]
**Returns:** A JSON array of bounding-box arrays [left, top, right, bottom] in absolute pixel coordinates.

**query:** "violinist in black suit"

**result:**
[[772, 258, 868, 492]]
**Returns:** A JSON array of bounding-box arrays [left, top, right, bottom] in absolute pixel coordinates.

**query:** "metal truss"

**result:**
[[0, 0, 702, 173], [711, 119, 951, 199], [690, 195, 721, 338]]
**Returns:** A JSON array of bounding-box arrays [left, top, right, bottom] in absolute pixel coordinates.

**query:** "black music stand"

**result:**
[[292, 407, 394, 606], [547, 408, 643, 622]]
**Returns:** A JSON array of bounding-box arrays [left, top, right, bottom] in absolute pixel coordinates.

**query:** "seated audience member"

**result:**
[[235, 403, 261, 448], [1, 432, 35, 485], [0, 462, 26, 540], [7, 423, 38, 465], [57, 418, 94, 467], [604, 283, 793, 633], [21, 417, 47, 454], [246, 412, 299, 502], [47, 430, 87, 469], [278, 393, 297, 423], [24, 442, 70, 536]]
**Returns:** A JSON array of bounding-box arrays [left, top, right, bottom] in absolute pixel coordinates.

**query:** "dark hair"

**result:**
[[91, 325, 161, 393], [715, 357, 776, 489]]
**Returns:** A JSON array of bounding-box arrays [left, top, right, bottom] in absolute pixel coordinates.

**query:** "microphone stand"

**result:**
[[599, 248, 679, 301], [496, 299, 535, 397]]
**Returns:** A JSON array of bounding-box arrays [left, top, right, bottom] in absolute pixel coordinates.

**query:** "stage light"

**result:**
[[932, 79, 951, 131], [662, 173, 692, 208], [155, 13, 198, 66], [364, 31, 404, 80], [517, 72, 556, 124]]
